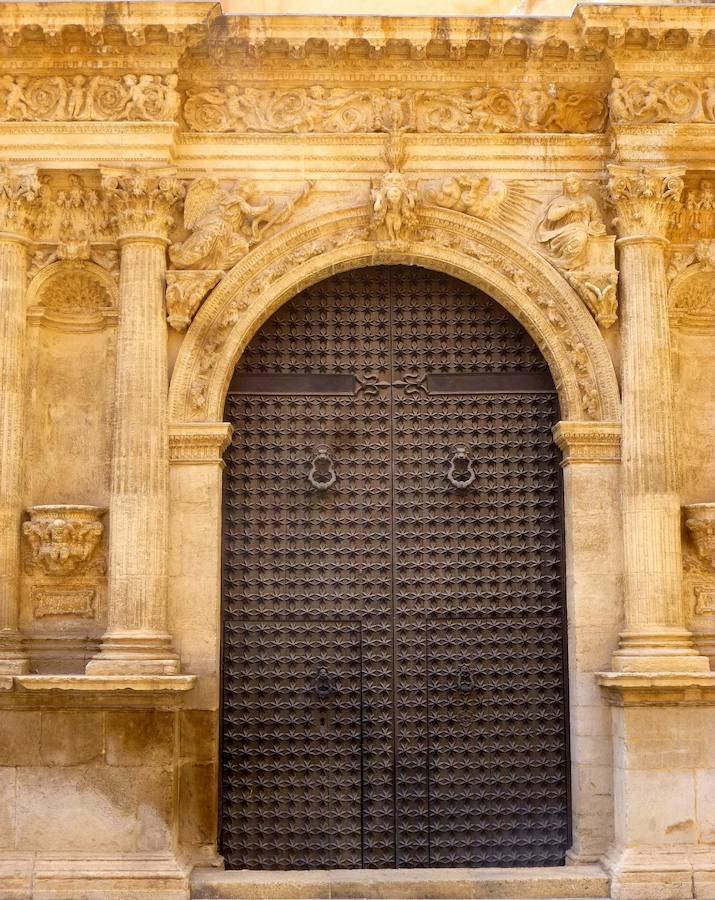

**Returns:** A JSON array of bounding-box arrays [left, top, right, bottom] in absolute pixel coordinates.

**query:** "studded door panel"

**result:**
[[221, 266, 568, 870]]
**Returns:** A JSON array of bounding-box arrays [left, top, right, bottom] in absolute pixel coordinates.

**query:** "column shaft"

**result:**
[[0, 236, 30, 673], [608, 164, 708, 672]]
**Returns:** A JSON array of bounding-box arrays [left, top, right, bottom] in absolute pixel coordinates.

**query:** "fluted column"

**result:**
[[0, 168, 41, 674], [87, 168, 184, 675], [608, 164, 709, 672]]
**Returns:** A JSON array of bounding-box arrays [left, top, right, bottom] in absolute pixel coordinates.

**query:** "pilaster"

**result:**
[[87, 168, 184, 676], [607, 165, 709, 674], [0, 166, 42, 674]]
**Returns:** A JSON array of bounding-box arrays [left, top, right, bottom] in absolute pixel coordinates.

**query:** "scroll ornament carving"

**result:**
[[0, 165, 42, 237], [23, 505, 106, 577], [101, 168, 184, 239], [607, 165, 684, 240], [535, 175, 618, 328], [370, 136, 418, 247], [0, 74, 180, 122], [609, 76, 715, 125], [188, 226, 367, 413], [166, 177, 313, 330], [420, 228, 600, 419], [183, 83, 607, 135]]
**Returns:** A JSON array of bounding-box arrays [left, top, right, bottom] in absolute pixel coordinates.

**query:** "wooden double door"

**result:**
[[221, 266, 569, 869]]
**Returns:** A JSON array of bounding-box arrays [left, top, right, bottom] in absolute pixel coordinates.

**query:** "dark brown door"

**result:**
[[221, 266, 569, 870]]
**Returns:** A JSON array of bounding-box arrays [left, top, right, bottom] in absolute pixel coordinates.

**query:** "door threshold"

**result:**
[[190, 864, 610, 899]]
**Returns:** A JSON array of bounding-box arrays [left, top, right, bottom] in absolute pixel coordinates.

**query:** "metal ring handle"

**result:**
[[447, 444, 476, 489], [308, 445, 336, 491]]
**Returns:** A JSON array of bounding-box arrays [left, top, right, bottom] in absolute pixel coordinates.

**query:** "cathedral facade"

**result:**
[[0, 2, 714, 898]]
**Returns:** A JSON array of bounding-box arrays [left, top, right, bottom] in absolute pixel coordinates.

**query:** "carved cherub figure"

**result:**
[[371, 170, 417, 243], [536, 174, 606, 269], [703, 78, 715, 122], [66, 75, 87, 119], [170, 177, 313, 271]]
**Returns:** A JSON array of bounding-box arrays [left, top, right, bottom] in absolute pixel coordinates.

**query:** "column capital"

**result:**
[[552, 420, 621, 466], [0, 165, 42, 242], [100, 166, 184, 243], [607, 164, 685, 242], [169, 422, 233, 465]]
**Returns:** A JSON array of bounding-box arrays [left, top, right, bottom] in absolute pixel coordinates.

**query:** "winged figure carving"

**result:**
[[421, 175, 540, 234], [169, 177, 313, 271]]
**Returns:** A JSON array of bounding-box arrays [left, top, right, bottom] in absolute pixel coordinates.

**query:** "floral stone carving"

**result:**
[[609, 77, 715, 125], [23, 505, 106, 576], [685, 504, 715, 569], [535, 175, 618, 328]]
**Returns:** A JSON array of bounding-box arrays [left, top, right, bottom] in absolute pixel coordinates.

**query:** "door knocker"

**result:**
[[447, 445, 476, 489], [456, 668, 476, 693], [308, 445, 336, 491], [309, 667, 337, 701]]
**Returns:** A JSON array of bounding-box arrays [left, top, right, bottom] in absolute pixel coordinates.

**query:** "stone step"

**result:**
[[191, 866, 611, 900]]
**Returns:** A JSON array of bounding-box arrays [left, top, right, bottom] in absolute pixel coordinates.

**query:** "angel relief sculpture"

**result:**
[[166, 177, 313, 331], [169, 177, 313, 272]]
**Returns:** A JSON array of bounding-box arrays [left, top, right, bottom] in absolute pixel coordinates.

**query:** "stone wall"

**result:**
[[0, 2, 713, 898]]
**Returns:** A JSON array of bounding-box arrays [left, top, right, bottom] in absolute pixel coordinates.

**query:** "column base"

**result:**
[[613, 627, 711, 673], [0, 632, 30, 674], [85, 631, 180, 676], [603, 845, 715, 900]]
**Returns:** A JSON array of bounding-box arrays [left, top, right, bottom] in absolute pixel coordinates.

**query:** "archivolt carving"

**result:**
[[0, 74, 180, 121], [183, 83, 607, 134], [168, 207, 620, 427]]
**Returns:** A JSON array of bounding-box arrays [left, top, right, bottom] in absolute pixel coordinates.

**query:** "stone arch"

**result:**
[[168, 206, 620, 424]]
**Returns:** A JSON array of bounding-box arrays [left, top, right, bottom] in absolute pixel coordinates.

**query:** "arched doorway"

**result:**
[[220, 265, 569, 870]]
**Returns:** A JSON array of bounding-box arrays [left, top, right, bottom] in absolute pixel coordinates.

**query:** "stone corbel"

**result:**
[[165, 270, 222, 332], [563, 235, 619, 329]]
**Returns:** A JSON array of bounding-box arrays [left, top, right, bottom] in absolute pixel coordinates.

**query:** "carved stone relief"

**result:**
[[534, 175, 618, 328], [421, 176, 540, 233], [670, 180, 715, 244], [166, 177, 313, 330], [609, 76, 715, 125], [183, 83, 607, 134], [370, 136, 418, 247], [27, 260, 117, 332], [668, 240, 715, 329], [23, 505, 106, 577], [0, 74, 180, 122]]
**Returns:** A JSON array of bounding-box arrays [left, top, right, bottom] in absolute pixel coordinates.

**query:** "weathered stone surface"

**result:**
[[105, 711, 175, 766]]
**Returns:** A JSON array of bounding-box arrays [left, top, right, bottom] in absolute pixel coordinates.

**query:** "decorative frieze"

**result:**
[[609, 77, 715, 125], [23, 505, 106, 577], [183, 83, 607, 134], [670, 181, 715, 243], [0, 74, 180, 122]]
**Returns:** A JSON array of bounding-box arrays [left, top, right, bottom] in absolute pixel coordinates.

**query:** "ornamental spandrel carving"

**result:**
[[0, 164, 42, 237], [101, 167, 184, 240], [0, 74, 180, 122], [421, 176, 540, 233], [166, 177, 313, 330], [607, 164, 685, 240], [609, 76, 715, 125], [183, 83, 607, 134], [535, 175, 618, 328], [23, 505, 106, 577]]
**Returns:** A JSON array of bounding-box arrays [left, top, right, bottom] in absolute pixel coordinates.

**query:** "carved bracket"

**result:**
[[166, 269, 222, 331], [23, 505, 106, 577]]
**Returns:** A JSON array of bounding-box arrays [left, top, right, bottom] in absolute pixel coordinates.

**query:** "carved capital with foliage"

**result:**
[[0, 165, 43, 239], [100, 167, 184, 241], [607, 165, 685, 241]]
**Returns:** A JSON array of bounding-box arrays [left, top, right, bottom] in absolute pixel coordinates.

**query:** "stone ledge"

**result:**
[[597, 671, 715, 706], [14, 674, 196, 692], [191, 865, 611, 900]]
